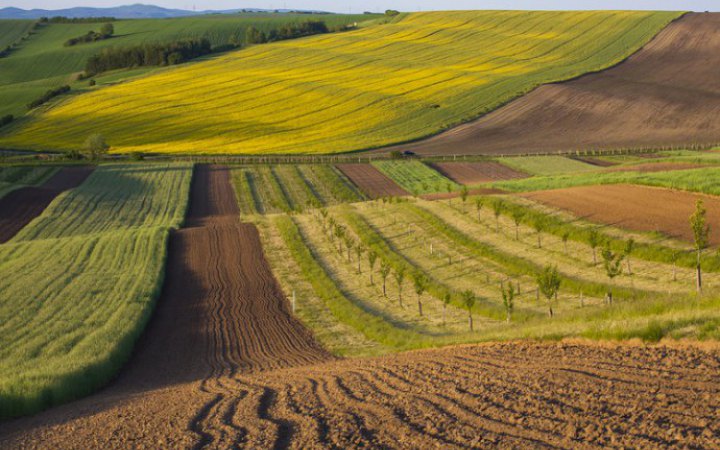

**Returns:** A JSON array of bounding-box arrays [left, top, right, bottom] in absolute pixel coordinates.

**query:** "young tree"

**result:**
[[588, 228, 601, 265], [492, 199, 504, 233], [532, 217, 545, 248], [536, 265, 561, 317], [561, 232, 570, 254], [601, 243, 625, 305], [474, 198, 484, 223], [344, 235, 354, 262], [511, 210, 524, 241], [690, 199, 710, 294], [624, 238, 635, 275], [83, 133, 109, 160], [460, 186, 469, 209], [100, 22, 114, 37], [379, 261, 391, 297], [442, 292, 451, 325], [355, 243, 365, 274], [461, 290, 476, 331], [413, 274, 428, 316], [367, 250, 378, 284], [394, 267, 406, 307], [500, 280, 516, 322]]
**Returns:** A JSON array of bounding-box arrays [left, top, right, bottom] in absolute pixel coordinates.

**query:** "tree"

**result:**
[[474, 198, 484, 223], [500, 280, 516, 322], [245, 26, 266, 44], [394, 267, 406, 307], [83, 133, 109, 160], [413, 274, 428, 316], [355, 243, 365, 274], [511, 210, 524, 240], [442, 293, 451, 325], [461, 290, 475, 331], [536, 265, 561, 317], [379, 261, 391, 297], [344, 235, 354, 262], [624, 238, 635, 275], [100, 22, 114, 37], [690, 199, 710, 294], [601, 243, 624, 305], [532, 217, 545, 248], [460, 186, 469, 208], [367, 250, 378, 284], [385, 9, 400, 16], [492, 199, 504, 233], [561, 232, 570, 254], [588, 228, 601, 265]]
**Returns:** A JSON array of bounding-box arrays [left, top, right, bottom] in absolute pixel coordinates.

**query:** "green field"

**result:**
[[372, 160, 459, 194], [0, 163, 192, 419], [0, 10, 681, 154], [498, 155, 599, 176], [0, 165, 57, 198], [0, 14, 370, 117], [0, 20, 35, 49]]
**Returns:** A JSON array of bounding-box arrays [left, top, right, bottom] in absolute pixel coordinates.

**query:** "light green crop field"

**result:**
[[0, 14, 370, 117], [372, 160, 459, 194], [498, 155, 599, 176], [0, 20, 35, 49], [0, 10, 681, 154], [0, 163, 192, 419]]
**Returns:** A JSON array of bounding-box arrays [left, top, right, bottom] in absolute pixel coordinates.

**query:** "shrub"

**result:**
[[27, 85, 71, 110], [0, 114, 13, 128]]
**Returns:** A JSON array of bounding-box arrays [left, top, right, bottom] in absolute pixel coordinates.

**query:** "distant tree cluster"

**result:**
[[84, 38, 212, 76], [244, 20, 329, 44], [27, 85, 71, 110], [65, 23, 114, 46], [39, 16, 117, 23], [385, 10, 400, 16]]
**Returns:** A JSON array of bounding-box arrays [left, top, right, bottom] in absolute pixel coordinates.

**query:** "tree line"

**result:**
[[39, 16, 117, 23], [27, 85, 71, 110], [244, 20, 330, 44], [65, 23, 114, 46], [84, 39, 213, 76]]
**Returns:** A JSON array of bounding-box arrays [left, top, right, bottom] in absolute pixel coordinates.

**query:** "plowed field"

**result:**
[[0, 166, 93, 243], [430, 162, 528, 185], [384, 13, 720, 156], [523, 184, 720, 245], [336, 164, 408, 199]]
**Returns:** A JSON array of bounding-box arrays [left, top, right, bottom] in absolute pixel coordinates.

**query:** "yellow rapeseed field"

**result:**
[[0, 11, 681, 154]]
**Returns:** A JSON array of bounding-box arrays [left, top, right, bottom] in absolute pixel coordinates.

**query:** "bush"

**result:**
[[65, 23, 114, 47], [385, 9, 400, 16], [27, 85, 71, 110]]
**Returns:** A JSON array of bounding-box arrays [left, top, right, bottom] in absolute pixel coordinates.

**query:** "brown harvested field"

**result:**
[[429, 161, 528, 185], [523, 184, 720, 245], [380, 13, 720, 156], [335, 163, 408, 198], [0, 166, 93, 243], [607, 162, 710, 173]]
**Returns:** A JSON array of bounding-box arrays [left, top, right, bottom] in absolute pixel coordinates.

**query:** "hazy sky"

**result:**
[[4, 0, 717, 13]]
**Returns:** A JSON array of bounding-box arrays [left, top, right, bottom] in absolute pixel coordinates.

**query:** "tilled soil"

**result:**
[[607, 162, 711, 173], [430, 161, 528, 185], [381, 13, 720, 156], [336, 163, 408, 198], [523, 184, 720, 245], [0, 166, 93, 243], [2, 167, 719, 449]]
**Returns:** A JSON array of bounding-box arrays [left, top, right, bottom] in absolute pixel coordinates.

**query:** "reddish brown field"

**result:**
[[430, 162, 528, 185], [523, 184, 720, 245], [336, 163, 408, 198], [0, 166, 93, 243], [381, 13, 720, 156], [607, 162, 710, 173]]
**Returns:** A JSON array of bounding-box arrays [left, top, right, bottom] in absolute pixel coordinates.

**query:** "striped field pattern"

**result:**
[[0, 10, 681, 154]]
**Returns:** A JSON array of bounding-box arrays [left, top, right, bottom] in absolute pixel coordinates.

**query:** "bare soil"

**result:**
[[0, 166, 93, 243], [523, 184, 720, 245], [335, 163, 408, 198], [607, 162, 710, 173], [430, 161, 528, 185], [380, 13, 720, 156], [2, 169, 719, 448]]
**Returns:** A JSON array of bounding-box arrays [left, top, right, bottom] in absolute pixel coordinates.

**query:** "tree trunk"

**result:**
[[357, 260, 361, 274], [496, 217, 499, 233], [537, 233, 542, 248], [370, 270, 374, 285], [592, 248, 597, 265], [418, 298, 423, 316], [443, 304, 447, 326], [626, 258, 632, 275], [468, 313, 474, 331], [382, 279, 386, 297], [548, 303, 553, 318], [564, 241, 568, 254], [506, 310, 511, 323], [672, 263, 676, 282], [697, 250, 703, 294], [515, 225, 519, 240], [398, 288, 403, 307]]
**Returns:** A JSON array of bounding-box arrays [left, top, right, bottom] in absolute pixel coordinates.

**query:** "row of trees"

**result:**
[[84, 39, 212, 76], [39, 16, 116, 23], [244, 20, 330, 45], [65, 23, 114, 46], [27, 85, 70, 110]]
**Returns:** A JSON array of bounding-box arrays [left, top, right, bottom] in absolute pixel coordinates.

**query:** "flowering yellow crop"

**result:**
[[1, 10, 681, 154]]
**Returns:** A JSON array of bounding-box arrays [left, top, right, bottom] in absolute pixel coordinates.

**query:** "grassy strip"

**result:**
[[405, 203, 643, 301], [230, 168, 259, 215], [274, 214, 431, 350], [498, 155, 598, 176], [293, 165, 324, 207], [372, 160, 459, 195], [309, 164, 366, 204], [339, 207, 518, 322]]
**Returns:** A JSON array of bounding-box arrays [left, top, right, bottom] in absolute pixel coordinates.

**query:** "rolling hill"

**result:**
[[0, 10, 681, 155]]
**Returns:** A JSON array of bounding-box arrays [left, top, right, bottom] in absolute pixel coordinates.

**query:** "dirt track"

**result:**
[[2, 167, 720, 448], [382, 13, 720, 156], [523, 184, 720, 245], [0, 166, 93, 243], [336, 164, 408, 198]]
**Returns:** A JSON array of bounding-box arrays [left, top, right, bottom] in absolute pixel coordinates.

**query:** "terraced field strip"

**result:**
[[524, 184, 720, 246], [0, 163, 191, 419], [0, 166, 93, 243], [372, 160, 459, 195], [0, 11, 681, 154], [498, 155, 599, 176], [3, 342, 718, 448], [0, 165, 58, 198], [336, 163, 408, 199], [607, 162, 711, 173], [430, 161, 528, 185]]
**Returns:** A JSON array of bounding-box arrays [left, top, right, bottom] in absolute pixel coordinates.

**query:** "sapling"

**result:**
[[536, 265, 561, 317], [561, 232, 570, 254], [624, 238, 635, 275], [492, 199, 503, 233], [474, 198, 484, 223], [355, 243, 365, 274], [588, 228, 601, 265], [394, 267, 406, 307], [367, 250, 378, 284], [380, 261, 391, 297], [511, 210, 524, 241], [532, 217, 545, 248], [442, 293, 451, 325], [690, 199, 710, 294], [601, 243, 625, 305], [413, 274, 428, 316], [461, 290, 476, 331], [500, 281, 516, 322]]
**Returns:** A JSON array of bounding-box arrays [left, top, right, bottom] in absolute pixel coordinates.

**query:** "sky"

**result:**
[[3, 0, 718, 13]]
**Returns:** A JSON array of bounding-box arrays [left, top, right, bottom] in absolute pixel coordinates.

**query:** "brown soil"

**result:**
[[0, 166, 93, 243], [335, 163, 408, 198], [381, 13, 720, 156], [607, 162, 710, 173], [2, 169, 719, 448], [523, 184, 720, 245], [430, 161, 528, 185]]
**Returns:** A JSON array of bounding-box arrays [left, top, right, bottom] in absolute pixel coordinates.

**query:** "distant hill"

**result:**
[[0, 4, 330, 19]]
